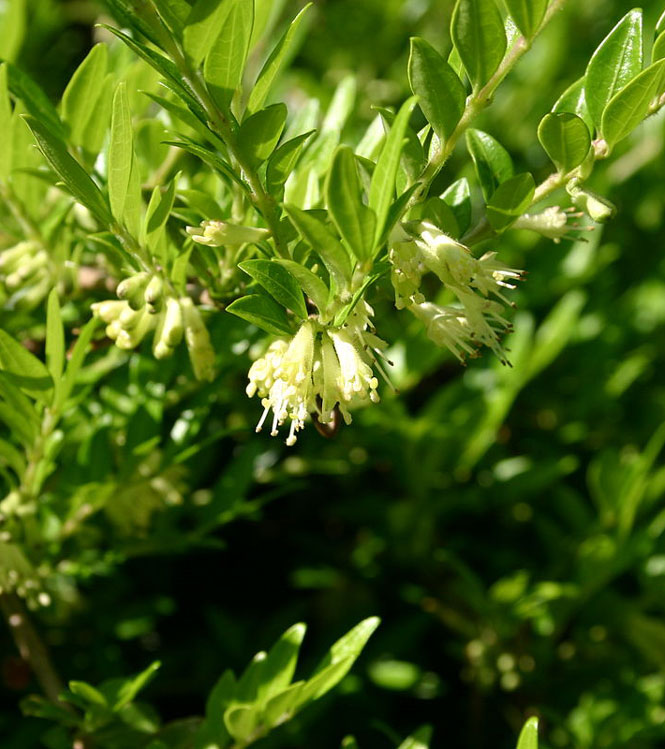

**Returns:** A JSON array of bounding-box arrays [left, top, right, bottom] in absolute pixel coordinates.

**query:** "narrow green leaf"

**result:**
[[0, 329, 52, 396], [239, 259, 308, 319], [274, 259, 329, 313], [369, 96, 417, 246], [264, 681, 305, 727], [516, 717, 539, 749], [46, 289, 64, 384], [397, 726, 433, 749], [113, 662, 161, 710], [0, 65, 12, 180], [237, 103, 287, 168], [503, 0, 546, 40], [69, 682, 108, 708], [538, 113, 591, 174], [314, 617, 380, 674], [0, 400, 37, 447], [322, 75, 357, 134], [285, 205, 353, 288], [653, 32, 665, 62], [22, 115, 112, 225], [56, 317, 100, 411], [61, 44, 108, 151], [442, 178, 472, 235], [109, 82, 134, 227], [601, 58, 665, 147], [486, 172, 535, 231], [0, 436, 26, 476], [658, 9, 665, 35], [299, 656, 354, 703], [326, 146, 376, 262], [5, 62, 66, 140], [203, 0, 254, 109], [585, 9, 643, 130], [266, 130, 314, 199], [184, 0, 233, 67], [466, 129, 513, 201], [226, 294, 293, 336], [451, 0, 506, 91], [145, 175, 178, 241], [256, 623, 306, 705], [552, 77, 594, 133], [247, 3, 312, 114], [0, 0, 26, 62], [407, 37, 466, 141]]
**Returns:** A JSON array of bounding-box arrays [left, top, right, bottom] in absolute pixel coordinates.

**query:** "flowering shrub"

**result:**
[[1, 0, 665, 746]]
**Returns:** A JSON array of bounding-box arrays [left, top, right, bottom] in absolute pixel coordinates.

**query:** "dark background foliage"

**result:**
[[2, 1, 665, 747]]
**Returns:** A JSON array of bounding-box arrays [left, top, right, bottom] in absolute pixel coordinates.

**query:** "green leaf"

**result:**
[[22, 115, 112, 225], [5, 62, 66, 140], [55, 317, 100, 411], [658, 9, 665, 35], [61, 44, 108, 153], [256, 622, 306, 705], [516, 717, 539, 749], [0, 436, 26, 476], [45, 289, 64, 385], [313, 617, 380, 676], [0, 329, 52, 397], [69, 681, 108, 708], [0, 65, 12, 180], [441, 178, 472, 235], [299, 657, 355, 703], [503, 0, 546, 40], [203, 0, 254, 110], [653, 32, 665, 63], [407, 37, 466, 141], [239, 259, 308, 320], [369, 96, 418, 246], [183, 0, 232, 66], [322, 75, 357, 134], [266, 130, 314, 199], [237, 103, 287, 168], [263, 681, 305, 727], [326, 146, 376, 262], [451, 0, 506, 91], [466, 129, 513, 201], [552, 77, 594, 133], [397, 726, 433, 749], [113, 661, 161, 710], [486, 172, 535, 231], [537, 113, 591, 174], [285, 205, 353, 288], [109, 82, 134, 228], [274, 259, 329, 313], [247, 3, 312, 114], [601, 58, 665, 147], [223, 704, 258, 741], [145, 175, 178, 242], [0, 0, 26, 62], [585, 9, 643, 130], [226, 294, 293, 336]]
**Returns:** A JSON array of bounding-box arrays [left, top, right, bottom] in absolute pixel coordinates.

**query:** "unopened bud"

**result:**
[[180, 297, 215, 381], [161, 297, 184, 347], [567, 184, 616, 223], [117, 272, 150, 310], [186, 220, 271, 248], [92, 300, 126, 324]]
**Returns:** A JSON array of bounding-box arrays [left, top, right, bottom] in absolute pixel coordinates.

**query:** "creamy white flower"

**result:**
[[186, 220, 271, 247]]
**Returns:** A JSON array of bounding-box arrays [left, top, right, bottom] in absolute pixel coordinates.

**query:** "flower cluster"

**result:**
[[246, 304, 383, 445], [92, 273, 215, 381], [0, 240, 58, 310], [390, 222, 523, 364]]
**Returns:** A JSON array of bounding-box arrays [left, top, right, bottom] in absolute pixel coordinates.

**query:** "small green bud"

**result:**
[[161, 297, 184, 347], [567, 184, 616, 223], [92, 300, 126, 324], [117, 272, 150, 310], [181, 297, 215, 381], [144, 275, 164, 306]]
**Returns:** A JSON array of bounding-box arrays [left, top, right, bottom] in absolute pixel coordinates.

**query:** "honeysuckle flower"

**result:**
[[389, 239, 426, 310], [409, 301, 478, 362], [246, 315, 385, 445], [186, 220, 271, 247], [513, 206, 570, 242]]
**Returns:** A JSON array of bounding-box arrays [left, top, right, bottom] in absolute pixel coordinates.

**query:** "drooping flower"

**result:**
[[186, 220, 271, 247]]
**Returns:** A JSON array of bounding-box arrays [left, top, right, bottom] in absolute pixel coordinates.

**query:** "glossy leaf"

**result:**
[[247, 3, 312, 114], [266, 130, 314, 199], [285, 205, 353, 288], [203, 0, 254, 109], [108, 82, 134, 228], [256, 623, 306, 705], [653, 32, 665, 62], [239, 259, 308, 320], [552, 76, 594, 133], [45, 289, 64, 384], [0, 0, 26, 62], [274, 259, 329, 313], [0, 329, 52, 396], [601, 58, 665, 147], [226, 294, 293, 336], [442, 178, 472, 235], [326, 146, 376, 262], [237, 104, 287, 168], [5, 61, 66, 140], [369, 96, 418, 246], [516, 717, 539, 749], [22, 115, 112, 225], [61, 44, 109, 153], [397, 725, 433, 749], [538, 112, 591, 173], [585, 9, 643, 130], [184, 0, 233, 67], [503, 0, 546, 40], [486, 172, 535, 232], [466, 128, 513, 201], [408, 37, 466, 140], [451, 0, 506, 91]]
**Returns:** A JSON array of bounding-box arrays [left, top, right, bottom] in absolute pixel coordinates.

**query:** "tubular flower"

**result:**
[[246, 313, 385, 445], [186, 220, 271, 247]]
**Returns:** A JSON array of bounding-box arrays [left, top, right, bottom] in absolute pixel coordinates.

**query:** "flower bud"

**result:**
[[161, 297, 184, 347], [117, 272, 150, 310], [91, 300, 126, 324], [567, 184, 616, 223], [186, 220, 271, 248], [181, 297, 215, 381], [144, 275, 164, 307]]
